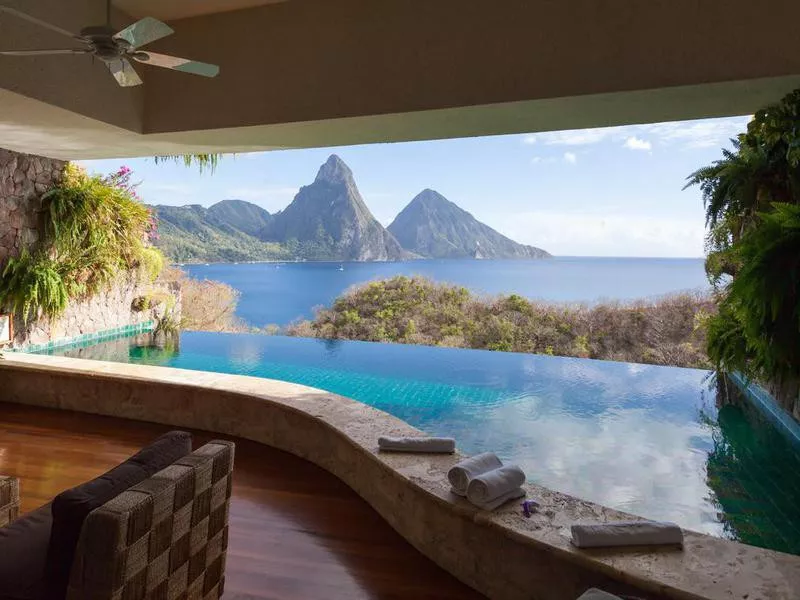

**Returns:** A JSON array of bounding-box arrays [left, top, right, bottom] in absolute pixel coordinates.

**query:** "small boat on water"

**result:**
[[338, 265, 344, 271]]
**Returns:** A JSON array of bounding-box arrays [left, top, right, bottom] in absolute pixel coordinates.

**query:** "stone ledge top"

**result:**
[[3, 352, 800, 600]]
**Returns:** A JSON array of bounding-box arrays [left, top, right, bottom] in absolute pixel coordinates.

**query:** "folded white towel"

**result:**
[[378, 436, 455, 453], [570, 521, 684, 549], [577, 589, 623, 600], [466, 464, 527, 505], [471, 487, 526, 511], [447, 452, 503, 496]]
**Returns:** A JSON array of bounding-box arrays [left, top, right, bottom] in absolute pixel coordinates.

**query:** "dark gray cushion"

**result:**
[[44, 431, 192, 600], [0, 503, 53, 600]]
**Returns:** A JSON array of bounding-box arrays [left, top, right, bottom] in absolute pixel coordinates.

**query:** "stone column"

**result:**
[[0, 148, 67, 267]]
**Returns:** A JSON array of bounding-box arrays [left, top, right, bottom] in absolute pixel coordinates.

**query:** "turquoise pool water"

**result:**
[[47, 332, 800, 555]]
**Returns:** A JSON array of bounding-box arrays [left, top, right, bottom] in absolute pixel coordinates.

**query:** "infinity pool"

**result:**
[[47, 331, 800, 555]]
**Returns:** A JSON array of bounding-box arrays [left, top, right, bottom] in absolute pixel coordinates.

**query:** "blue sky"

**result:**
[[82, 115, 749, 258]]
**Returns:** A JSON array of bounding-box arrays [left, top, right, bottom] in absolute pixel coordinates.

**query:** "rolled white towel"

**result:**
[[466, 464, 527, 505], [570, 521, 684, 549], [447, 452, 503, 496], [378, 436, 456, 453], [471, 487, 526, 511], [577, 589, 623, 600]]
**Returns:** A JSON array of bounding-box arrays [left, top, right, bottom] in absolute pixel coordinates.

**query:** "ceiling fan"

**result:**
[[0, 1, 219, 87]]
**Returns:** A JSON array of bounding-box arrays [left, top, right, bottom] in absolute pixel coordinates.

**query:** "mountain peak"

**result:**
[[411, 188, 452, 208], [388, 190, 550, 259], [315, 154, 354, 184], [261, 154, 409, 261]]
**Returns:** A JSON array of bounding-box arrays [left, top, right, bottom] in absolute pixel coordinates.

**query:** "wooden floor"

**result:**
[[0, 402, 485, 600]]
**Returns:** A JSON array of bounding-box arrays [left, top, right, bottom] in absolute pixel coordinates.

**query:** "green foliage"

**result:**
[[0, 251, 69, 321], [686, 88, 800, 283], [708, 204, 800, 382], [153, 154, 221, 174], [0, 164, 166, 321], [286, 276, 715, 368], [138, 247, 165, 283], [153, 204, 289, 263], [690, 88, 800, 392]]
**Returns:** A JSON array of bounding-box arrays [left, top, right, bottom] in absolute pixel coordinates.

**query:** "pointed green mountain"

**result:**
[[388, 189, 550, 259], [260, 155, 411, 261]]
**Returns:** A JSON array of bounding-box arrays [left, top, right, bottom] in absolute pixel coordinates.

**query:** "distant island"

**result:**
[[151, 155, 550, 263]]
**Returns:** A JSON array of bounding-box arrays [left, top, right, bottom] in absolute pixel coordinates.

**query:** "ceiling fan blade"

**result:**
[[0, 48, 89, 56], [114, 17, 173, 49], [132, 51, 219, 78], [0, 6, 81, 40], [107, 59, 143, 87]]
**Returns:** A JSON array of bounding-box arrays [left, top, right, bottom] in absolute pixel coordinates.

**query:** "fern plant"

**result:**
[[694, 88, 800, 392], [0, 251, 69, 321]]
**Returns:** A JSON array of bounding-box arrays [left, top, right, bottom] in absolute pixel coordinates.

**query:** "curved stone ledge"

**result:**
[[2, 353, 799, 600]]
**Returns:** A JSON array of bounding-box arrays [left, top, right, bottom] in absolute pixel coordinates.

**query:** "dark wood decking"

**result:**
[[0, 402, 485, 600]]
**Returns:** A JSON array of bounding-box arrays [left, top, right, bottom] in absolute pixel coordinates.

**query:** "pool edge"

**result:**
[[2, 353, 798, 600]]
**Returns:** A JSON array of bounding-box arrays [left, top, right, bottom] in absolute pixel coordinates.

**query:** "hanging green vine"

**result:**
[[687, 88, 800, 386], [0, 164, 165, 322]]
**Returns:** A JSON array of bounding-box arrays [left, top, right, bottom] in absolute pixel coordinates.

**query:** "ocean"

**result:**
[[184, 257, 709, 327]]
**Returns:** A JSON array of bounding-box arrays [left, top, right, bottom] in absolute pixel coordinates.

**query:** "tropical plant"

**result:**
[[707, 203, 800, 383], [153, 154, 221, 174], [0, 164, 166, 321], [686, 89, 800, 284], [692, 88, 800, 401], [0, 251, 69, 321]]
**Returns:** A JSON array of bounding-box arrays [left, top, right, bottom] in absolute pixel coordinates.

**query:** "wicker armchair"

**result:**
[[0, 475, 20, 528], [66, 440, 235, 600]]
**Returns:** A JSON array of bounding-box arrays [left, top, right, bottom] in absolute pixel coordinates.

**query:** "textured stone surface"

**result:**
[[11, 275, 171, 348], [0, 148, 65, 266], [2, 353, 799, 600]]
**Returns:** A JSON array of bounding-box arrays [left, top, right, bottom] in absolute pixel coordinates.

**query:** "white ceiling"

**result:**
[[112, 0, 287, 21]]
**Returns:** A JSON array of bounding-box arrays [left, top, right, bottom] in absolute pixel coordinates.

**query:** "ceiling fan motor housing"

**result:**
[[79, 25, 129, 61]]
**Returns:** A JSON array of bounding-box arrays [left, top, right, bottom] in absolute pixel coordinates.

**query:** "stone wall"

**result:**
[[1, 148, 177, 349], [11, 275, 175, 348], [0, 149, 66, 265]]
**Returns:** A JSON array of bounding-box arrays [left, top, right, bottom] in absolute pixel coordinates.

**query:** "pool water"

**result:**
[[46, 331, 800, 555]]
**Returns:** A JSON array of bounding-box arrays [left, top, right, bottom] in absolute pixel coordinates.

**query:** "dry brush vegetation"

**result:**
[[286, 276, 715, 368], [159, 267, 249, 332]]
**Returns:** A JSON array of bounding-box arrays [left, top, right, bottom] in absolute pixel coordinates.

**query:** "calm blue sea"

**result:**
[[185, 257, 710, 327]]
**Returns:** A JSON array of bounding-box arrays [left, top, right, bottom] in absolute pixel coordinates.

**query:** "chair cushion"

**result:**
[[44, 431, 192, 600], [0, 503, 53, 600]]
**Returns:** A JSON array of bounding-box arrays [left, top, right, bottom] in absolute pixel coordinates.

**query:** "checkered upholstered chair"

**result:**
[[66, 440, 235, 600], [0, 476, 20, 528]]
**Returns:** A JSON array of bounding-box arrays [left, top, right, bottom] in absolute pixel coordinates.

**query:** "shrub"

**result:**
[[160, 267, 247, 332], [285, 276, 715, 368]]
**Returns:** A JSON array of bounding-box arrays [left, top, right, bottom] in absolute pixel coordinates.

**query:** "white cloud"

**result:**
[[488, 208, 705, 258], [563, 152, 577, 164], [521, 116, 748, 151], [624, 136, 652, 151], [534, 128, 619, 146], [641, 119, 749, 149]]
